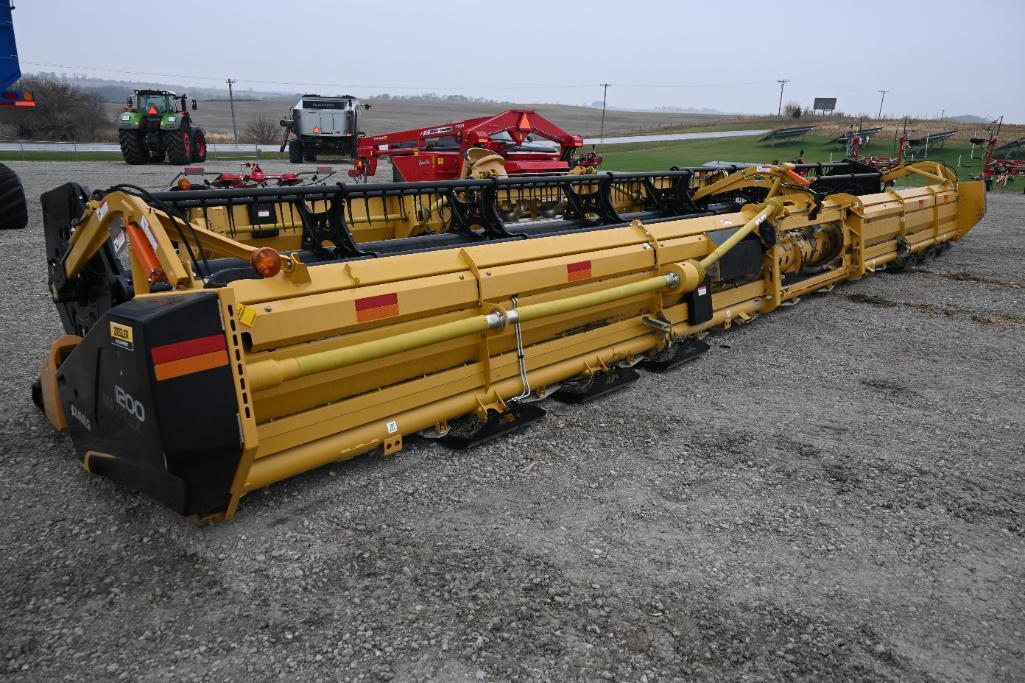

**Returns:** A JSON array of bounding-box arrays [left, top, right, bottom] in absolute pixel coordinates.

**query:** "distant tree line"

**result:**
[[0, 77, 107, 141], [370, 93, 500, 103]]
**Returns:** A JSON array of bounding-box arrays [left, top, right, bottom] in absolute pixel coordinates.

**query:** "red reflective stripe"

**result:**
[[355, 293, 398, 311], [356, 304, 400, 322], [153, 350, 229, 382], [150, 334, 226, 365], [567, 260, 592, 282]]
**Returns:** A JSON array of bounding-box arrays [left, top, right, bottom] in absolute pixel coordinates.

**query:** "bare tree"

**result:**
[[242, 115, 280, 144], [0, 77, 106, 140]]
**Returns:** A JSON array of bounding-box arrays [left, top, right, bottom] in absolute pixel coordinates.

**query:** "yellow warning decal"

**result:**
[[110, 321, 134, 351], [237, 304, 257, 327]]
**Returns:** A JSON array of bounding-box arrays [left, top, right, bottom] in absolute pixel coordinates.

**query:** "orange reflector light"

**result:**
[[147, 105, 158, 115], [517, 112, 531, 130], [177, 177, 192, 191], [250, 247, 282, 278], [313, 126, 321, 135]]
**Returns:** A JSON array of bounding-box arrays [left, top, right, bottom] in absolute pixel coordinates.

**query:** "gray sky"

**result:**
[[14, 0, 1025, 122]]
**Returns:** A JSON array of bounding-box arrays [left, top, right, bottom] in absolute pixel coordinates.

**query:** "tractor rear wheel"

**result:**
[[118, 130, 147, 165], [191, 130, 207, 162], [289, 140, 302, 163], [0, 162, 28, 230], [165, 128, 192, 165]]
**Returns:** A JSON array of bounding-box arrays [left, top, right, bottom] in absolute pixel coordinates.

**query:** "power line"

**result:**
[[776, 79, 790, 116], [598, 83, 610, 145], [226, 78, 238, 143]]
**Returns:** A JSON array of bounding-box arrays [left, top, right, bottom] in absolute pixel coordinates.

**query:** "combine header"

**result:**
[[348, 109, 600, 182], [34, 161, 985, 522]]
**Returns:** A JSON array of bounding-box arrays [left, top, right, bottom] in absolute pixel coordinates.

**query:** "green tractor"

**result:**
[[117, 90, 207, 165]]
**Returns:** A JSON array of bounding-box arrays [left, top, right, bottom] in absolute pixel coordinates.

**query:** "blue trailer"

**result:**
[[0, 2, 31, 229]]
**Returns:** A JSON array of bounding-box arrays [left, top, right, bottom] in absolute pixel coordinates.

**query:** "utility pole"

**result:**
[[598, 83, 610, 145], [939, 109, 945, 121], [776, 79, 789, 116], [877, 89, 888, 119], [226, 78, 239, 143]]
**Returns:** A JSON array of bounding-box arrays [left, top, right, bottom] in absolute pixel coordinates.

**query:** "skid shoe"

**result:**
[[640, 337, 710, 373], [440, 402, 547, 451], [552, 366, 640, 404]]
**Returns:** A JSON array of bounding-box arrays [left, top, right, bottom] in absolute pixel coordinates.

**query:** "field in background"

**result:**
[[597, 133, 1020, 188], [101, 98, 761, 141]]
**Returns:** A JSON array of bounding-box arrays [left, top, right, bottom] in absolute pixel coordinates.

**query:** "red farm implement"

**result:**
[[348, 109, 600, 182], [170, 163, 337, 190], [975, 118, 1025, 192]]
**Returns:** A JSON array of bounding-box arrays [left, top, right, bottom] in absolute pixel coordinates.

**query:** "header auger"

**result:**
[[34, 162, 985, 523]]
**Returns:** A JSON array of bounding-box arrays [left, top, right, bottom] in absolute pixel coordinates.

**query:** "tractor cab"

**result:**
[[127, 90, 196, 118], [134, 92, 175, 117]]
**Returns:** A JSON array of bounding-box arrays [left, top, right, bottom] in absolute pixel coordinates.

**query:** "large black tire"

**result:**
[[0, 162, 27, 230], [288, 139, 302, 163], [118, 129, 147, 165], [165, 128, 192, 165], [190, 129, 207, 162], [303, 146, 317, 162]]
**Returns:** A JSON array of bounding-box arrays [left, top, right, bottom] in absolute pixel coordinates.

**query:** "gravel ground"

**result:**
[[2, 161, 1023, 681]]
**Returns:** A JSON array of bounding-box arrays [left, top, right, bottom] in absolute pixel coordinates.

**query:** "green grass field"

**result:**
[[598, 134, 978, 177], [596, 133, 1023, 192]]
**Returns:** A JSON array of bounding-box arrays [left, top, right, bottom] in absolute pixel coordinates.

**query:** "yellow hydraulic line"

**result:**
[[246, 271, 684, 392], [698, 199, 783, 274], [247, 314, 493, 392], [513, 272, 676, 324]]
